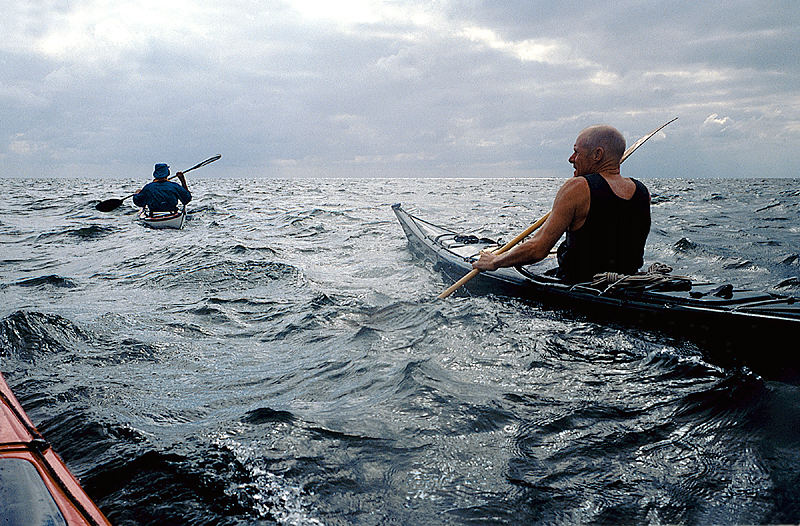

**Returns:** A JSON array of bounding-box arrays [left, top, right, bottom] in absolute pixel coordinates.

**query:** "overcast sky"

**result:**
[[2, 1, 798, 178]]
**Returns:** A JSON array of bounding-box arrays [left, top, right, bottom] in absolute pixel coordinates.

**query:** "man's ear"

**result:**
[[592, 147, 604, 161]]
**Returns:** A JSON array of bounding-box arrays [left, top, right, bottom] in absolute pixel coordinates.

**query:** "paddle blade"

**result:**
[[183, 154, 221, 173], [96, 198, 124, 212]]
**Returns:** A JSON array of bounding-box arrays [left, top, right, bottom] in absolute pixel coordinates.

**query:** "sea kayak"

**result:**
[[392, 204, 800, 379], [0, 372, 110, 526], [138, 206, 186, 229]]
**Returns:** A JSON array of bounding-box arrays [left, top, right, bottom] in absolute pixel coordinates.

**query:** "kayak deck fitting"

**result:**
[[1, 372, 110, 525], [392, 204, 800, 381]]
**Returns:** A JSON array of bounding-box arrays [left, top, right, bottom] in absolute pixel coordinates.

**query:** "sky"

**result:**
[[1, 1, 798, 179]]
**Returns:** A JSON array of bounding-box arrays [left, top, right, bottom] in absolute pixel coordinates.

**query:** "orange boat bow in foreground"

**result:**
[[0, 372, 110, 525]]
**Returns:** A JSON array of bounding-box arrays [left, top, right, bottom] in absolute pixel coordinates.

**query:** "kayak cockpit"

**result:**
[[0, 457, 68, 525]]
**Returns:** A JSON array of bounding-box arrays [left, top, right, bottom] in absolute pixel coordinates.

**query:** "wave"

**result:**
[[14, 274, 77, 288], [153, 260, 304, 290], [0, 310, 88, 359], [36, 224, 117, 241], [638, 349, 722, 381], [214, 437, 325, 525], [226, 243, 278, 256], [243, 406, 296, 425], [674, 237, 698, 252], [0, 310, 166, 366], [674, 372, 766, 424], [650, 192, 680, 205], [775, 276, 800, 289], [87, 447, 256, 525]]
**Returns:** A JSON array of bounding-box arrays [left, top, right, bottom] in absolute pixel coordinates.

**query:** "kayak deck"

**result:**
[[393, 203, 800, 379], [1, 373, 110, 526]]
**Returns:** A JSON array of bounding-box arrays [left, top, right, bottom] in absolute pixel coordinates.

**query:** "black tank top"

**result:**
[[556, 173, 650, 282]]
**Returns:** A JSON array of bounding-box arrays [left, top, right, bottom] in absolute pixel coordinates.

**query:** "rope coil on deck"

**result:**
[[591, 263, 694, 295]]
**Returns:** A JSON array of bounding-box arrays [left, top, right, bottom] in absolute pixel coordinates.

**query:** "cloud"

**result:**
[[459, 26, 584, 67], [701, 113, 736, 137], [0, 0, 798, 178], [8, 136, 44, 155]]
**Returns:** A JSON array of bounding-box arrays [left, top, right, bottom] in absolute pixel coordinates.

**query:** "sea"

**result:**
[[1, 176, 799, 525]]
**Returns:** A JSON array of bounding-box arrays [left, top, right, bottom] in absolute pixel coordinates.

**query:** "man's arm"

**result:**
[[175, 172, 192, 204], [132, 186, 147, 207], [472, 177, 588, 271]]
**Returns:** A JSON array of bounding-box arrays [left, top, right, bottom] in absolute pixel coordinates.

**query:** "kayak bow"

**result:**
[[0, 372, 110, 525]]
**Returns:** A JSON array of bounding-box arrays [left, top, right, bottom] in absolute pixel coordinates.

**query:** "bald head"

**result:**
[[577, 125, 626, 162]]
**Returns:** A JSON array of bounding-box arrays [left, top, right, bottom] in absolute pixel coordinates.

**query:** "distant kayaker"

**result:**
[[472, 125, 651, 282], [133, 163, 192, 213]]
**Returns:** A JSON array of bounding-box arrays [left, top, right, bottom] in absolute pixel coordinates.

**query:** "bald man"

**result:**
[[473, 125, 651, 283]]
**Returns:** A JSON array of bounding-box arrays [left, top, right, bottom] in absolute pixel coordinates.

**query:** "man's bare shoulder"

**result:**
[[551, 176, 591, 231], [556, 176, 590, 200]]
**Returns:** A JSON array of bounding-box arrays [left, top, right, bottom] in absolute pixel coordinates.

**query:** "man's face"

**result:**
[[569, 134, 595, 177]]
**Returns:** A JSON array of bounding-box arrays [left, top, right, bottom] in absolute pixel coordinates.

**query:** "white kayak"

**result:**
[[138, 207, 186, 229]]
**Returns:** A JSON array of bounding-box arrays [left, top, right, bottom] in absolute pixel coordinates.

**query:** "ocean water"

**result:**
[[1, 176, 799, 525]]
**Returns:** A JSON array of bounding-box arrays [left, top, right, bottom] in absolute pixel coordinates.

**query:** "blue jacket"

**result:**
[[133, 180, 192, 212]]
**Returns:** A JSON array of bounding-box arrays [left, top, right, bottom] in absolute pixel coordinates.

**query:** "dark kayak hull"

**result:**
[[392, 204, 800, 380]]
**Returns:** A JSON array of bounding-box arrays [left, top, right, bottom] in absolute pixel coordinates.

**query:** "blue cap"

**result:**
[[153, 163, 170, 179]]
